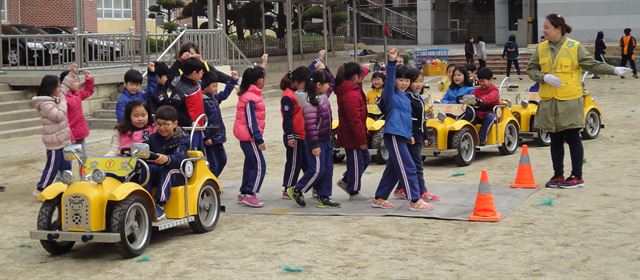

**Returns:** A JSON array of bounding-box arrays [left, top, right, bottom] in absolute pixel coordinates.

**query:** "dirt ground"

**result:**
[[0, 75, 638, 279]]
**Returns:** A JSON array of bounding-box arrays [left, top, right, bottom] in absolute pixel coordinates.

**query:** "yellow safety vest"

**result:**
[[178, 60, 211, 76], [538, 38, 582, 100]]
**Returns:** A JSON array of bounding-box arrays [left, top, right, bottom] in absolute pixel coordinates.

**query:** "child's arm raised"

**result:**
[[382, 48, 398, 101], [214, 80, 235, 103], [79, 70, 95, 100]]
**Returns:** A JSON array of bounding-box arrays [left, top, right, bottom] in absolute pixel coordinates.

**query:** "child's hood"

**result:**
[[334, 80, 360, 96], [31, 95, 58, 109]]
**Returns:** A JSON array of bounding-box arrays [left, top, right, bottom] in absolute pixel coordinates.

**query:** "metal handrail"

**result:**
[[362, 0, 416, 23], [142, 29, 187, 78], [221, 32, 252, 70]]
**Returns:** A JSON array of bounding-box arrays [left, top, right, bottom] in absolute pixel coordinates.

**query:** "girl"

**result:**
[[476, 36, 487, 69], [32, 75, 72, 197], [438, 64, 457, 93], [60, 64, 94, 160], [441, 66, 475, 104], [233, 65, 267, 208], [592, 31, 606, 79], [503, 34, 523, 80], [287, 70, 340, 209], [280, 66, 311, 199], [365, 72, 385, 105], [106, 100, 156, 156], [465, 36, 475, 65], [372, 48, 432, 212]]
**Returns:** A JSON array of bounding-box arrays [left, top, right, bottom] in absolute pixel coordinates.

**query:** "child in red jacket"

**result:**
[[60, 63, 94, 159], [470, 68, 500, 145]]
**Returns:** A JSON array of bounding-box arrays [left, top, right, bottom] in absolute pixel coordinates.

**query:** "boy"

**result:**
[[144, 105, 189, 219], [202, 71, 236, 177], [470, 68, 500, 146], [116, 65, 157, 123], [466, 63, 478, 86], [173, 58, 205, 127], [148, 61, 172, 112]]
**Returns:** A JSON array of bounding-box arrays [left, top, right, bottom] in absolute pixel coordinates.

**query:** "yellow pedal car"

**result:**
[[30, 116, 223, 258], [331, 104, 386, 164]]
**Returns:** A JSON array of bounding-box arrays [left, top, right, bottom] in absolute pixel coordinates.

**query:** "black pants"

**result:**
[[478, 59, 486, 69], [465, 54, 474, 65], [620, 54, 638, 75], [506, 59, 521, 76], [549, 128, 583, 178]]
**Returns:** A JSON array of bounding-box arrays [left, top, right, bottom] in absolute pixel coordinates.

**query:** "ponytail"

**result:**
[[238, 65, 266, 95]]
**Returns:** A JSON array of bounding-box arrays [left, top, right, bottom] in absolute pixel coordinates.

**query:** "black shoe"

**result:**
[[479, 140, 486, 146], [287, 187, 306, 207], [592, 75, 600, 79], [317, 197, 341, 208], [633, 74, 639, 79], [621, 76, 626, 79]]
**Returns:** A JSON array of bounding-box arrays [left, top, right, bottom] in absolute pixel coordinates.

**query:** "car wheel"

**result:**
[[37, 195, 75, 255], [581, 110, 601, 139], [7, 46, 22, 66], [534, 128, 551, 146], [189, 181, 221, 233], [111, 194, 152, 258], [452, 128, 475, 166], [499, 121, 519, 155]]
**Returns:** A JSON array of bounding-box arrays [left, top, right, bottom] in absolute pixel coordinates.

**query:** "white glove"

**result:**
[[543, 74, 562, 88], [614, 67, 632, 77]]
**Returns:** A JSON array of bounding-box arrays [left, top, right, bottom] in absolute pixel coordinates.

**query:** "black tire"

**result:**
[[499, 121, 519, 155], [452, 128, 476, 166], [6, 45, 23, 66], [581, 110, 601, 139], [110, 194, 152, 258], [534, 128, 551, 146], [189, 181, 221, 233], [37, 196, 75, 255], [375, 146, 388, 164]]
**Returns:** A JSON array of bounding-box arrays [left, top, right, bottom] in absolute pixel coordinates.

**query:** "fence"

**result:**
[[232, 36, 347, 58]]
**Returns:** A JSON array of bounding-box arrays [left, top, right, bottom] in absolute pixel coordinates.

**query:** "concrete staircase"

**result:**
[[87, 90, 119, 130], [0, 84, 40, 139], [447, 53, 532, 75]]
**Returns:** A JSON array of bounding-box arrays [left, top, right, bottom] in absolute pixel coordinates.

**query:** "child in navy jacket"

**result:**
[[202, 71, 236, 177]]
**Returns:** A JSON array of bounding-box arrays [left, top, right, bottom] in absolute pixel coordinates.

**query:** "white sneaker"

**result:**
[[32, 189, 41, 199], [349, 193, 370, 201]]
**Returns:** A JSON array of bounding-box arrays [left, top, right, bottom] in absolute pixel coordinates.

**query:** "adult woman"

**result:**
[[464, 37, 475, 65], [592, 31, 606, 79], [527, 14, 631, 189]]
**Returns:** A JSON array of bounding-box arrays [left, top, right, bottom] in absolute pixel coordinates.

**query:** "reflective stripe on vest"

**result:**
[[179, 60, 211, 76], [538, 38, 582, 100]]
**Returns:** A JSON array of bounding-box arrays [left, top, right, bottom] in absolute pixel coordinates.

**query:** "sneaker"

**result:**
[[336, 180, 349, 194], [518, 75, 523, 80], [237, 194, 245, 204], [421, 192, 440, 201], [409, 199, 433, 212], [32, 189, 42, 198], [317, 197, 341, 208], [371, 198, 395, 209], [558, 175, 584, 189], [241, 194, 264, 207], [545, 176, 565, 188], [155, 204, 166, 220], [349, 193, 370, 201], [392, 188, 407, 199], [633, 74, 639, 79], [312, 189, 318, 198], [287, 187, 306, 207], [282, 189, 291, 200]]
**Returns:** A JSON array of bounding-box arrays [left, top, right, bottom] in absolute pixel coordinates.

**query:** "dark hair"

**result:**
[[371, 72, 385, 89], [37, 75, 60, 97], [545, 14, 572, 35], [155, 105, 178, 122], [181, 57, 205, 76], [596, 31, 604, 40], [446, 63, 457, 73], [508, 34, 516, 42], [395, 65, 418, 82], [155, 61, 170, 77], [304, 70, 330, 107], [116, 100, 152, 134], [177, 42, 200, 58], [405, 67, 421, 83], [466, 64, 477, 73], [124, 69, 143, 84], [450, 66, 473, 89], [59, 70, 70, 82], [477, 36, 485, 42], [467, 36, 474, 43], [238, 65, 266, 95], [477, 67, 493, 80], [335, 62, 362, 86], [201, 71, 219, 89], [624, 28, 631, 35], [279, 66, 311, 90]]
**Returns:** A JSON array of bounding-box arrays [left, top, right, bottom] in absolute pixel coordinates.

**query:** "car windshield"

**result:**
[[14, 25, 47, 34]]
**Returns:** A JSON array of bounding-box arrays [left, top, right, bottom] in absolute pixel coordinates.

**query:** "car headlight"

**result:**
[[520, 100, 529, 108], [437, 112, 447, 122], [91, 169, 106, 184], [26, 42, 45, 49], [60, 170, 74, 185]]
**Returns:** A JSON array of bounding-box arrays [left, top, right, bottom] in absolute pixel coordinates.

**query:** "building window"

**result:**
[[1, 0, 6, 21], [97, 0, 132, 19], [508, 0, 523, 31]]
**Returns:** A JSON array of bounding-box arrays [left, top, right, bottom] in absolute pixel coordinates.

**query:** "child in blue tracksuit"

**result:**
[[116, 65, 157, 123], [202, 71, 235, 177], [372, 48, 432, 212], [144, 105, 189, 219]]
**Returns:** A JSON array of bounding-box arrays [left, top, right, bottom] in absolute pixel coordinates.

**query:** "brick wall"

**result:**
[[83, 0, 98, 32], [4, 0, 97, 32]]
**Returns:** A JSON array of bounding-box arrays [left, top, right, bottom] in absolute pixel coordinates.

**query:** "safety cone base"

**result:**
[[510, 182, 539, 189], [469, 213, 501, 222]]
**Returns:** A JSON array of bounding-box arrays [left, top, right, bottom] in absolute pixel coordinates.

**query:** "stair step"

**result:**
[[0, 99, 32, 111], [0, 126, 42, 139], [94, 109, 116, 119], [0, 108, 40, 122], [0, 90, 31, 102], [0, 83, 12, 92], [103, 101, 117, 110], [88, 118, 117, 130], [0, 117, 41, 131]]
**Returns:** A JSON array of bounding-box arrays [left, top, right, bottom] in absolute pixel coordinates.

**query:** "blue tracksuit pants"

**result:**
[[295, 139, 333, 198], [282, 137, 306, 188], [37, 148, 72, 190], [341, 148, 371, 194], [146, 164, 184, 204], [205, 143, 227, 177], [239, 141, 266, 194], [374, 134, 420, 202], [394, 141, 427, 194]]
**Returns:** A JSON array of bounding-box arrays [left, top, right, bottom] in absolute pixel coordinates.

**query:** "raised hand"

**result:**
[[388, 48, 398, 62]]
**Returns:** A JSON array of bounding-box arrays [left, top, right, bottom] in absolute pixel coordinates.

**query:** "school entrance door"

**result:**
[[449, 0, 496, 44]]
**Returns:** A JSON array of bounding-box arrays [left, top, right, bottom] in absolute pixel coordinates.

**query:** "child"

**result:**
[[287, 70, 341, 209], [116, 64, 157, 123], [202, 71, 235, 177], [144, 105, 189, 219], [438, 64, 457, 93], [334, 62, 371, 201], [471, 68, 500, 146], [106, 100, 156, 156], [280, 66, 311, 199], [441, 66, 475, 104], [365, 72, 385, 104], [173, 58, 205, 127], [466, 63, 478, 86], [147, 61, 172, 112], [392, 68, 440, 202], [503, 34, 523, 80], [60, 64, 94, 159], [233, 65, 267, 208], [32, 75, 72, 196], [372, 48, 432, 212]]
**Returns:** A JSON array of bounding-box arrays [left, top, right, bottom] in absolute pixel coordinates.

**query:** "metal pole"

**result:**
[[74, 0, 83, 33], [140, 0, 148, 64], [328, 5, 334, 55], [208, 0, 215, 29], [286, 0, 293, 71], [297, 2, 304, 59], [220, 0, 227, 65], [322, 0, 328, 66], [352, 0, 357, 61], [261, 0, 267, 55], [382, 1, 387, 62]]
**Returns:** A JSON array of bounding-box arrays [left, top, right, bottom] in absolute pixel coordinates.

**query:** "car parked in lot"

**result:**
[[1, 24, 70, 66], [40, 26, 122, 61]]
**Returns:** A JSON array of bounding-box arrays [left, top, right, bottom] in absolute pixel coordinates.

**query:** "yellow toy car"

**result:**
[[30, 116, 223, 258], [331, 104, 386, 164]]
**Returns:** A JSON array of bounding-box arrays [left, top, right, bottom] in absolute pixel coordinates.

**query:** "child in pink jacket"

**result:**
[[60, 64, 94, 159], [32, 75, 72, 197]]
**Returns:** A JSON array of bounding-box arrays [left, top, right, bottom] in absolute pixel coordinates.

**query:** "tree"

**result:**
[[149, 0, 186, 33]]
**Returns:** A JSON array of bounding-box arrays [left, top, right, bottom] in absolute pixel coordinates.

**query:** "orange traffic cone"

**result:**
[[469, 169, 501, 222], [510, 145, 539, 189]]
